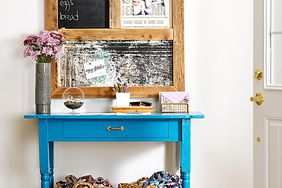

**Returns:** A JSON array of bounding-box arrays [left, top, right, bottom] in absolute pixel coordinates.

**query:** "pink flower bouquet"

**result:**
[[24, 30, 65, 63]]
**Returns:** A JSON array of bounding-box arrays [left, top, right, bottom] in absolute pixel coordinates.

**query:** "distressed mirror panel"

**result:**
[[58, 40, 173, 87]]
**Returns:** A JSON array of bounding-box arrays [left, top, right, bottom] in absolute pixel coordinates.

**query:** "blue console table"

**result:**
[[24, 113, 204, 188]]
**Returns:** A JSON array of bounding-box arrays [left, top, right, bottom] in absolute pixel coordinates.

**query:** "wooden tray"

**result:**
[[112, 106, 153, 113]]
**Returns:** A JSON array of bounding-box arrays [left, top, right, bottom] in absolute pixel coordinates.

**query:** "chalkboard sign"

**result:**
[[58, 0, 109, 28]]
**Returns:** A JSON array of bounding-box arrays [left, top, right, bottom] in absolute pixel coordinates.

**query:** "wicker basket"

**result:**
[[161, 103, 189, 113], [74, 182, 93, 188], [57, 175, 113, 188], [57, 182, 112, 188], [118, 178, 157, 188], [118, 183, 157, 188]]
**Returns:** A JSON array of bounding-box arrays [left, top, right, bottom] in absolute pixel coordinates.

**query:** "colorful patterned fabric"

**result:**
[[56, 175, 113, 188], [93, 177, 113, 187], [57, 171, 181, 188], [141, 171, 182, 188]]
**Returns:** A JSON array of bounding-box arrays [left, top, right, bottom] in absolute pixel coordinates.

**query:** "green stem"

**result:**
[[36, 55, 52, 63]]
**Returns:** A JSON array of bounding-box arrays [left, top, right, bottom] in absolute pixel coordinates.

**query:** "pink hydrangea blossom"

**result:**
[[23, 30, 65, 63], [24, 48, 39, 60], [54, 46, 63, 59], [23, 35, 38, 46], [42, 47, 54, 56]]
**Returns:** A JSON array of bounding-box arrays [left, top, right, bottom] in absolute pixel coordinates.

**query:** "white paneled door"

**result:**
[[254, 0, 282, 187]]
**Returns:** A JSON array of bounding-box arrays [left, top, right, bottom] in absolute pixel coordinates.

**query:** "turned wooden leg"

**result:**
[[49, 142, 54, 187], [39, 120, 51, 188], [180, 119, 191, 188], [41, 173, 50, 188], [181, 170, 190, 188]]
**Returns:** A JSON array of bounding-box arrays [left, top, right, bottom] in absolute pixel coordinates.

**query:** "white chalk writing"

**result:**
[[60, 10, 79, 21], [59, 0, 79, 21], [59, 0, 74, 12]]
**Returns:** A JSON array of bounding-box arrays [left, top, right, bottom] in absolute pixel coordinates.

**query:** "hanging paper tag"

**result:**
[[84, 59, 106, 79]]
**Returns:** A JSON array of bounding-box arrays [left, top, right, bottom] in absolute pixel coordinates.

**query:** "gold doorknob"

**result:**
[[256, 136, 261, 142], [254, 69, 263, 80], [250, 93, 264, 105]]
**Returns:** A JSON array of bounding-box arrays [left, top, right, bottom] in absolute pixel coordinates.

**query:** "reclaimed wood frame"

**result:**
[[46, 0, 184, 98]]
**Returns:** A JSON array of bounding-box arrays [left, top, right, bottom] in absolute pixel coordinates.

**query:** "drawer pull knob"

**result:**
[[107, 126, 124, 132]]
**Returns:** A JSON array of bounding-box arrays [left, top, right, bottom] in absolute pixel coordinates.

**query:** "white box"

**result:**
[[116, 93, 130, 107]]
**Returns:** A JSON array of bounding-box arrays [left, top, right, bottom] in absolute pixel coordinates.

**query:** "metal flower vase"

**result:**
[[35, 63, 51, 114]]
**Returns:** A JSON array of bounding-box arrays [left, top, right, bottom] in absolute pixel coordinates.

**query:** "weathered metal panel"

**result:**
[[58, 40, 173, 87]]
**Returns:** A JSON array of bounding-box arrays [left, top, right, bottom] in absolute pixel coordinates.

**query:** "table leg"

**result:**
[[180, 119, 191, 188], [39, 120, 50, 188], [49, 142, 54, 187]]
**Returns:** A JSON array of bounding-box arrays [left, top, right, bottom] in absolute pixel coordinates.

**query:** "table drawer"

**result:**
[[62, 120, 169, 138]]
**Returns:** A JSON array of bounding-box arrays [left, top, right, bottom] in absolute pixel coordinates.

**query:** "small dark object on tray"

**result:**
[[130, 101, 152, 107], [113, 101, 153, 113], [64, 101, 84, 110]]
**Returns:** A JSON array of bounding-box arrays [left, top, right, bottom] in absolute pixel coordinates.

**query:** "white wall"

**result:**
[[187, 0, 253, 187], [0, 0, 253, 187]]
